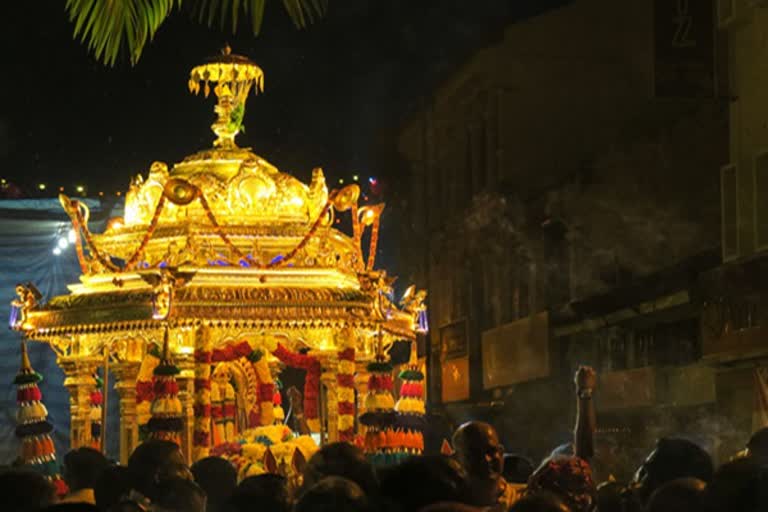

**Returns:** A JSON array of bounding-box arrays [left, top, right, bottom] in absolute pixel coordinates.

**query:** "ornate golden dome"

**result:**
[[82, 47, 343, 273], [120, 46, 328, 230]]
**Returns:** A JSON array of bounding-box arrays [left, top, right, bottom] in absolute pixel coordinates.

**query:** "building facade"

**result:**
[[394, 0, 732, 467]]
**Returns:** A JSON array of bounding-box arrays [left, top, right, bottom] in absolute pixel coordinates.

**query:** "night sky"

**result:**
[[0, 1, 568, 197]]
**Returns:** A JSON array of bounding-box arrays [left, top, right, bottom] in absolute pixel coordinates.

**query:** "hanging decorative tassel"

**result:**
[[393, 342, 426, 460], [147, 329, 183, 445], [14, 341, 68, 497], [361, 336, 398, 465]]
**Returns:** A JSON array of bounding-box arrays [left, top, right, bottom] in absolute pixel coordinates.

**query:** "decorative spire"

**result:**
[[14, 341, 68, 496], [189, 46, 264, 149], [19, 340, 32, 373]]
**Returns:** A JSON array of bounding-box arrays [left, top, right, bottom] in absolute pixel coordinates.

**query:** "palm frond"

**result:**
[[65, 0, 181, 66], [66, 0, 328, 67], [193, 0, 327, 35]]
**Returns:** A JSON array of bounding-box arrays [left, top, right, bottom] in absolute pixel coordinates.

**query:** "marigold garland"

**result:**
[[337, 347, 355, 442], [193, 335, 213, 460], [136, 345, 161, 441]]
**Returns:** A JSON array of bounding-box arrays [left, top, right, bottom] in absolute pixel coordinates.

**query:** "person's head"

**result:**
[[229, 474, 289, 512], [295, 476, 369, 512], [0, 469, 57, 512], [646, 478, 706, 512], [127, 440, 191, 499], [509, 491, 571, 512], [62, 447, 109, 492], [379, 455, 469, 512], [190, 456, 236, 512], [301, 442, 377, 497], [503, 454, 534, 484], [706, 457, 768, 512], [630, 437, 713, 505], [451, 421, 503, 481], [41, 505, 99, 512], [94, 465, 131, 511], [746, 427, 768, 465], [152, 477, 206, 512], [526, 456, 595, 512]]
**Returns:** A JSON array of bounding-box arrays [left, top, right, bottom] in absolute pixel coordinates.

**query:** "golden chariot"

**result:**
[[11, 48, 427, 466]]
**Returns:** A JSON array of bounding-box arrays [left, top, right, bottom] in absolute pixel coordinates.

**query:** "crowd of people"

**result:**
[[1, 367, 767, 512]]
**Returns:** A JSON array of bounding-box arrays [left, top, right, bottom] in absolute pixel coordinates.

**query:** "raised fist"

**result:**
[[575, 366, 596, 393]]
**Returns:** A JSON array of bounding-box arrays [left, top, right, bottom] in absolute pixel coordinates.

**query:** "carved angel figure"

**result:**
[[11, 283, 41, 330]]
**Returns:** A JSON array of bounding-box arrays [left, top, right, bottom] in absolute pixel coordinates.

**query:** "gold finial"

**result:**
[[19, 341, 32, 373], [408, 340, 417, 366], [161, 325, 172, 364], [188, 48, 264, 149]]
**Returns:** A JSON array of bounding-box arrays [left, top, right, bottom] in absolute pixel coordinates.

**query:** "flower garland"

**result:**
[[136, 345, 162, 441], [15, 342, 68, 497], [193, 335, 213, 461], [89, 372, 103, 450], [272, 344, 321, 431], [194, 339, 274, 460], [337, 347, 356, 442], [147, 333, 183, 444], [253, 357, 275, 426]]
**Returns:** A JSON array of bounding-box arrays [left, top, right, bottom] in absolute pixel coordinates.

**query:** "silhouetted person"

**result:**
[[300, 442, 378, 498], [0, 469, 57, 512], [191, 456, 237, 512], [61, 447, 109, 505], [152, 477, 206, 512], [126, 440, 192, 502], [452, 421, 507, 508], [525, 456, 595, 512], [42, 504, 99, 512], [706, 457, 768, 512], [295, 476, 369, 512], [646, 478, 706, 512], [629, 437, 713, 506], [508, 492, 571, 512], [229, 474, 289, 512], [94, 466, 131, 512], [379, 455, 469, 512]]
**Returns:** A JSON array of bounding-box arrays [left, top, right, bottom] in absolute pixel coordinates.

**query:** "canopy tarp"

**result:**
[[0, 198, 121, 464]]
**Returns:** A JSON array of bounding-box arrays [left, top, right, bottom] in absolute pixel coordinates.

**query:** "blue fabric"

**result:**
[[0, 199, 122, 464]]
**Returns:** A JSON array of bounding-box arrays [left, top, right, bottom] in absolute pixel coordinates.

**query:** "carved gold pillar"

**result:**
[[319, 354, 339, 443], [176, 352, 195, 464], [60, 356, 98, 450], [354, 362, 370, 435], [113, 361, 140, 464]]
